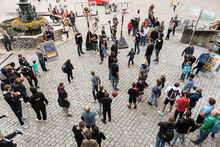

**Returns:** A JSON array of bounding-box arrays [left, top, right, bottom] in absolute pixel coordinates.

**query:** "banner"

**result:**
[[201, 53, 220, 77], [105, 4, 111, 14], [187, 7, 217, 21], [41, 41, 58, 59]]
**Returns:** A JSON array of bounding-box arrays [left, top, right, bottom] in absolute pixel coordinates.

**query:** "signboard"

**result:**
[[41, 41, 58, 59], [187, 7, 217, 21], [201, 53, 220, 77], [105, 4, 111, 14]]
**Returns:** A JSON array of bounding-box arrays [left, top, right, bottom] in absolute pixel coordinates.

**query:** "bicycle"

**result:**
[[92, 17, 99, 31]]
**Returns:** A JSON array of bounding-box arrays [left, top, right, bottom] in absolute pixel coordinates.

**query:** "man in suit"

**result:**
[[3, 30, 12, 51]]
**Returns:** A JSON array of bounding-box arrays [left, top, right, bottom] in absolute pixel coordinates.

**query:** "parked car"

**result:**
[[88, 0, 109, 6]]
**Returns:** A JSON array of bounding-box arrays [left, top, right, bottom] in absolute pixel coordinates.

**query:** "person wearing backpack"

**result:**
[[158, 82, 180, 116], [155, 114, 175, 147], [148, 78, 162, 107], [127, 82, 139, 109], [62, 59, 74, 84], [191, 109, 219, 145], [210, 109, 220, 138], [174, 92, 190, 121], [92, 125, 106, 147], [90, 71, 101, 103], [188, 86, 202, 110], [170, 111, 197, 146]]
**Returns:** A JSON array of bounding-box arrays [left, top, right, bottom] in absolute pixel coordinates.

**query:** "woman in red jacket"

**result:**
[[127, 20, 132, 36]]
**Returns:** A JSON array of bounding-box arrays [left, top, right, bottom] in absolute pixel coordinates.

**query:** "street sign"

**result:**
[[41, 41, 58, 59], [187, 7, 217, 21]]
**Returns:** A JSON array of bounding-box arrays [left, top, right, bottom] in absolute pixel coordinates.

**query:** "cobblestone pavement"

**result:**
[[0, 0, 220, 147]]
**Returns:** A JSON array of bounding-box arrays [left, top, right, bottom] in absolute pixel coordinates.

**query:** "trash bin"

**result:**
[[213, 39, 220, 54]]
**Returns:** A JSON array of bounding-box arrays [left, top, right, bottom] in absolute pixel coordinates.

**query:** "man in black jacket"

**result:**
[[100, 92, 112, 123], [29, 87, 48, 122], [3, 30, 12, 51], [182, 44, 194, 57], [0, 130, 23, 147], [132, 18, 139, 36], [108, 52, 115, 80], [170, 111, 197, 146], [111, 40, 118, 58], [134, 29, 141, 54], [75, 30, 85, 57], [21, 63, 39, 88], [3, 85, 28, 129], [145, 39, 154, 66], [18, 54, 28, 66], [13, 78, 29, 104], [64, 59, 74, 84], [153, 34, 164, 63], [72, 121, 86, 147], [96, 84, 106, 115]]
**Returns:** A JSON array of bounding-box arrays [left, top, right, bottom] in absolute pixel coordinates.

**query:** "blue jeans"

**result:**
[[181, 73, 187, 81], [103, 47, 107, 56], [39, 58, 47, 71], [111, 34, 115, 42], [111, 76, 119, 90], [150, 92, 159, 105], [140, 36, 146, 46], [71, 23, 76, 32], [108, 68, 112, 80], [170, 130, 185, 146], [132, 26, 136, 36], [155, 135, 165, 147], [146, 55, 152, 66], [99, 103, 102, 114], [93, 43, 98, 52], [135, 42, 140, 54], [195, 129, 209, 144]]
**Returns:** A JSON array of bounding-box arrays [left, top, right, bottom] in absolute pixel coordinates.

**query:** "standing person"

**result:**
[[170, 111, 197, 146], [158, 82, 180, 116], [155, 114, 175, 147], [144, 39, 154, 66], [57, 82, 72, 117], [91, 71, 101, 103], [21, 63, 39, 88], [173, 15, 179, 35], [111, 40, 119, 58], [180, 61, 191, 82], [192, 49, 212, 77], [72, 121, 86, 147], [127, 20, 132, 36], [81, 106, 96, 130], [108, 52, 115, 80], [69, 11, 76, 32], [191, 109, 219, 145], [92, 126, 106, 147], [29, 87, 48, 122], [91, 31, 99, 54], [196, 98, 216, 127], [153, 33, 164, 63], [18, 54, 28, 66], [3, 30, 12, 51], [173, 0, 179, 12], [127, 82, 139, 109], [82, 130, 99, 147], [63, 59, 74, 84], [150, 28, 159, 43], [148, 4, 154, 19], [140, 61, 150, 81], [75, 30, 85, 57], [181, 74, 195, 94], [100, 92, 112, 124], [99, 44, 104, 65], [148, 78, 162, 107], [165, 19, 175, 40], [136, 77, 148, 102], [96, 84, 106, 115], [140, 29, 146, 46], [3, 85, 28, 129], [181, 44, 194, 67], [110, 58, 119, 91], [132, 18, 139, 36], [127, 48, 135, 67], [0, 130, 23, 146], [158, 21, 165, 33], [31, 60, 41, 77], [174, 92, 190, 121], [134, 29, 141, 54], [188, 87, 202, 110], [13, 77, 29, 104]]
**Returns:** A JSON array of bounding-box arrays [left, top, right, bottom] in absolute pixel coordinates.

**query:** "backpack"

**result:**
[[161, 124, 174, 142], [167, 88, 179, 100], [209, 116, 220, 134], [61, 64, 67, 73]]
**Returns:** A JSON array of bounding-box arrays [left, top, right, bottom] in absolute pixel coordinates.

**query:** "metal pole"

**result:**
[[121, 13, 124, 36], [189, 9, 203, 44]]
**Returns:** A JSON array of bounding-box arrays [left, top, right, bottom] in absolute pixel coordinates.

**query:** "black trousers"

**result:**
[[166, 29, 172, 40], [22, 95, 29, 103], [12, 105, 24, 125], [174, 110, 184, 121], [92, 85, 98, 100], [100, 51, 104, 61], [27, 76, 38, 87], [173, 27, 176, 35], [63, 31, 69, 38], [128, 58, 134, 66], [67, 71, 73, 83], [155, 48, 161, 62], [3, 131, 17, 147], [4, 41, 11, 51], [76, 142, 82, 147], [33, 106, 47, 120], [103, 109, 111, 121], [77, 43, 83, 56], [193, 62, 205, 75]]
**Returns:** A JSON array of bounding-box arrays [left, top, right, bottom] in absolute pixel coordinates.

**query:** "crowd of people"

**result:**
[[0, 1, 220, 147]]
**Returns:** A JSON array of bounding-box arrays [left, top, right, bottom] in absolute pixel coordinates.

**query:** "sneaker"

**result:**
[[81, 52, 85, 54], [148, 102, 152, 106], [127, 104, 131, 109], [97, 52, 100, 55], [21, 125, 29, 129], [67, 114, 72, 117], [158, 111, 164, 116], [134, 105, 137, 109], [15, 130, 23, 135], [102, 119, 106, 124], [35, 119, 41, 122], [99, 61, 102, 65], [155, 105, 158, 107]]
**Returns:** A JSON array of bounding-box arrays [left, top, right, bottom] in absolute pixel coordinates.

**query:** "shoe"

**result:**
[[148, 102, 152, 106], [153, 59, 157, 62], [102, 119, 106, 124], [127, 104, 131, 109], [67, 114, 72, 117], [35, 119, 41, 122], [134, 105, 137, 109], [15, 130, 23, 135], [45, 69, 49, 72], [158, 111, 164, 116], [109, 119, 111, 122], [82, 52, 85, 54], [211, 133, 215, 138], [191, 139, 198, 145], [99, 61, 102, 65], [115, 88, 119, 91], [36, 86, 40, 88], [155, 105, 158, 107], [21, 125, 29, 129], [97, 52, 100, 55]]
